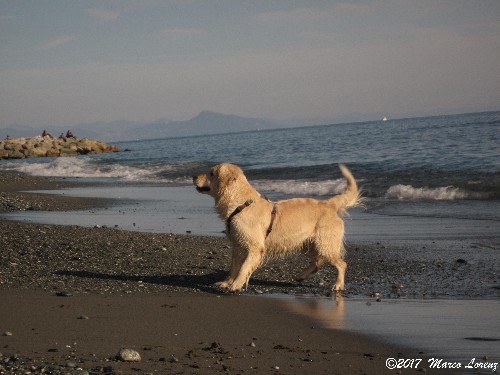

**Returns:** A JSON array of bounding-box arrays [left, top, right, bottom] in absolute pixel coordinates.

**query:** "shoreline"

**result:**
[[1, 172, 498, 299], [0, 171, 498, 374], [0, 171, 113, 213]]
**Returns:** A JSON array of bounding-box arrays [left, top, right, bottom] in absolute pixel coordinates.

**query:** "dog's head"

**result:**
[[193, 163, 245, 199]]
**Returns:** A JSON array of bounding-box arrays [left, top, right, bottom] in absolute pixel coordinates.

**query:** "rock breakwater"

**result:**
[[0, 135, 120, 160]]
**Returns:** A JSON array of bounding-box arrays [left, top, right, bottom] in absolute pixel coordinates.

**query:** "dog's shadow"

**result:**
[[53, 270, 298, 294]]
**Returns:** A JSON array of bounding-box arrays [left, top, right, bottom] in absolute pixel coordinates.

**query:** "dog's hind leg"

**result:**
[[321, 247, 347, 291], [329, 257, 347, 291], [315, 220, 347, 291], [296, 257, 326, 282]]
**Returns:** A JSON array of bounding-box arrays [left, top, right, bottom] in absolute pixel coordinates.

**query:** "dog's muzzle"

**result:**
[[193, 175, 211, 193]]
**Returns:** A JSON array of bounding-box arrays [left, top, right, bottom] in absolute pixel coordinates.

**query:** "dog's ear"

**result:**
[[217, 164, 240, 188]]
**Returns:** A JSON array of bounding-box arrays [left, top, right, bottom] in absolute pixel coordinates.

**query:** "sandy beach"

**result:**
[[0, 171, 497, 374]]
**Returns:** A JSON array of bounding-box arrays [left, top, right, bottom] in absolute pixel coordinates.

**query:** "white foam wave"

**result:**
[[253, 178, 347, 196], [3, 157, 192, 183], [15, 158, 152, 180], [385, 184, 470, 200]]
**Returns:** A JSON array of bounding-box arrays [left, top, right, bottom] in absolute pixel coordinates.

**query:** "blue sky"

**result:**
[[1, 0, 499, 128]]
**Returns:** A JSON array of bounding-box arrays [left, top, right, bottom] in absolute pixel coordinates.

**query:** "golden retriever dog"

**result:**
[[193, 163, 360, 293]]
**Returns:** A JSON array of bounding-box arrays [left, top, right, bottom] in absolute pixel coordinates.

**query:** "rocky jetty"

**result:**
[[0, 135, 120, 160]]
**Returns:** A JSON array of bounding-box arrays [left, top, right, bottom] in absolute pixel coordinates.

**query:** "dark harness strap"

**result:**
[[226, 199, 254, 233], [225, 198, 277, 237], [266, 205, 277, 237]]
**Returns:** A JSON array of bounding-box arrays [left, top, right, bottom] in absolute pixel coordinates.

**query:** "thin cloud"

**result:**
[[163, 28, 208, 38], [0, 15, 17, 21], [36, 34, 76, 51], [86, 8, 120, 22], [253, 7, 329, 25]]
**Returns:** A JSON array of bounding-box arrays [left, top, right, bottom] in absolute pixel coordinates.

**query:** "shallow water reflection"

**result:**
[[277, 295, 500, 365], [283, 294, 346, 329]]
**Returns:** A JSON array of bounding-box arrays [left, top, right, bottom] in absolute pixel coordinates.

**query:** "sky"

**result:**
[[1, 0, 499, 129]]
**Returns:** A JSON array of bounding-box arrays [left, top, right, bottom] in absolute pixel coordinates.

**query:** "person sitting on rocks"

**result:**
[[66, 130, 75, 138], [42, 130, 54, 138], [58, 133, 65, 140]]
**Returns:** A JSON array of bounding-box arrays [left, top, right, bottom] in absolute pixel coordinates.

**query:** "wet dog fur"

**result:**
[[193, 163, 360, 293]]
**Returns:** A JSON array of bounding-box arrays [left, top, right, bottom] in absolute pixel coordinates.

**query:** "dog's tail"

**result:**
[[329, 164, 361, 215]]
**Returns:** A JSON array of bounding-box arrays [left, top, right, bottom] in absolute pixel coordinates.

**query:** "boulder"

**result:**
[[46, 148, 61, 157], [31, 145, 49, 157], [60, 149, 79, 157], [7, 150, 24, 159], [0, 149, 9, 159], [4, 142, 22, 152]]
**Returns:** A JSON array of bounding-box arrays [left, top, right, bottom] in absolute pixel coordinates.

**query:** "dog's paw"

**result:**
[[328, 288, 346, 300], [333, 283, 345, 291], [214, 281, 231, 289], [228, 283, 244, 293]]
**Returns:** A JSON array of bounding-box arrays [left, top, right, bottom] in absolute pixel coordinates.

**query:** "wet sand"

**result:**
[[2, 289, 444, 375], [0, 171, 496, 374]]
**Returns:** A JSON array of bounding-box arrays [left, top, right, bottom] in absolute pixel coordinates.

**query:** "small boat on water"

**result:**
[[382, 116, 388, 122]]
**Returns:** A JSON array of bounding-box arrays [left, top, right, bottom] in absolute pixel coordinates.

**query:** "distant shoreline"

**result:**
[[3, 109, 499, 143]]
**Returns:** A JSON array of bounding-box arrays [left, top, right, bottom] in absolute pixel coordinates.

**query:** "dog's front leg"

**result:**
[[215, 245, 246, 289], [228, 246, 264, 292]]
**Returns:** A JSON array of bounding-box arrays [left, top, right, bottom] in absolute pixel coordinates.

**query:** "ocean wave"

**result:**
[[252, 178, 347, 197], [2, 158, 192, 184], [2, 156, 497, 201], [385, 184, 472, 200]]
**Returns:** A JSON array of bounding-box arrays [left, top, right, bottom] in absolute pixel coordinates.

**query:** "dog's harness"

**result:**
[[226, 199, 254, 232], [266, 205, 277, 237], [226, 198, 277, 238]]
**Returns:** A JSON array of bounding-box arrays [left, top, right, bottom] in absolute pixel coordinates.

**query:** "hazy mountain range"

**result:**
[[1, 110, 398, 142], [1, 111, 295, 142]]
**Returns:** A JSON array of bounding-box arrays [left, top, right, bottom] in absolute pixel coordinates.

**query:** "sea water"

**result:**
[[1, 111, 499, 234]]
